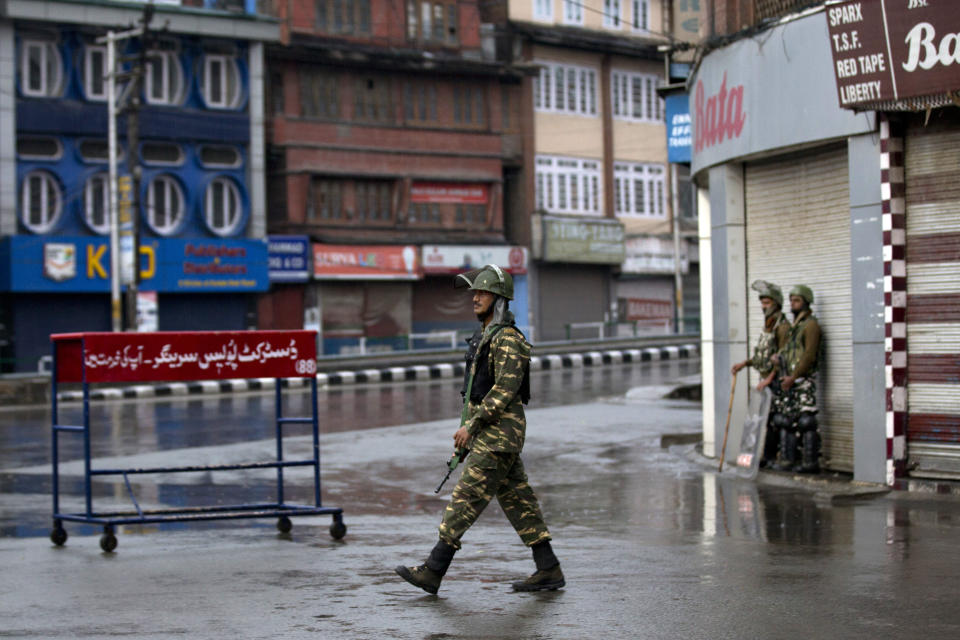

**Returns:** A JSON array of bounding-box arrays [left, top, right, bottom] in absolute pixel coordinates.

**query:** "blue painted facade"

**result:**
[[0, 8, 274, 372]]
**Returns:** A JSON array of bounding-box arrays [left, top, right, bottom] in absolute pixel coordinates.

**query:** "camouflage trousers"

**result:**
[[773, 376, 818, 425], [438, 451, 552, 550]]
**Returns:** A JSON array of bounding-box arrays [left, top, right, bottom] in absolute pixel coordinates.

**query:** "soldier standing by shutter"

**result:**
[[772, 285, 823, 473], [731, 280, 790, 467], [395, 265, 564, 594]]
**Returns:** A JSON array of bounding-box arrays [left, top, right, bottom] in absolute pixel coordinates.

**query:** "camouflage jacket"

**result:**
[[749, 311, 789, 376], [781, 310, 821, 378], [464, 313, 530, 454]]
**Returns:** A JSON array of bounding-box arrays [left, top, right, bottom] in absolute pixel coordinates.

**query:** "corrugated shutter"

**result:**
[[745, 145, 853, 471], [905, 116, 960, 479]]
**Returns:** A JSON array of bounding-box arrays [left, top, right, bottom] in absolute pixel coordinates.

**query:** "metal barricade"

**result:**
[[49, 330, 345, 552]]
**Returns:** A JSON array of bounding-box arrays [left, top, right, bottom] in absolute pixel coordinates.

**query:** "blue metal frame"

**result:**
[[51, 337, 343, 540]]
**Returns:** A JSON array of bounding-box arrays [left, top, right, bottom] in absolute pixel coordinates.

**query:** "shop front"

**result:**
[[618, 236, 689, 335], [824, 1, 960, 480], [417, 244, 529, 341], [258, 235, 311, 331], [310, 244, 421, 355], [692, 8, 882, 480], [532, 215, 625, 341], [0, 235, 269, 372]]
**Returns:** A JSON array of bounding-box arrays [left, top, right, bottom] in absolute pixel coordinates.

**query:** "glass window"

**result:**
[[534, 62, 597, 117], [408, 1, 458, 43], [611, 70, 663, 123], [316, 0, 371, 35], [205, 177, 243, 236], [201, 54, 241, 109], [141, 142, 184, 166], [632, 0, 649, 31], [533, 0, 553, 21], [20, 39, 63, 98], [613, 162, 666, 218], [78, 139, 113, 163], [145, 50, 184, 106], [301, 70, 339, 119], [534, 155, 602, 216], [354, 76, 392, 123], [604, 0, 621, 28], [84, 45, 107, 101], [20, 171, 62, 233], [84, 173, 110, 235], [146, 175, 185, 235], [199, 145, 242, 168], [16, 136, 61, 160], [563, 0, 582, 25]]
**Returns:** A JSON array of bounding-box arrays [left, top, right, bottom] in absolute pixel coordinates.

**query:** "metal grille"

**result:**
[[754, 0, 816, 21]]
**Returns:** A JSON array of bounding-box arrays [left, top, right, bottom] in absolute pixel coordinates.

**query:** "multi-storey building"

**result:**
[[694, 0, 960, 485], [480, 0, 694, 341], [0, 0, 279, 372], [258, 0, 534, 354]]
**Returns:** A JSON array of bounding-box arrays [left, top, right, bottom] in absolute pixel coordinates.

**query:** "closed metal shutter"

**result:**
[[745, 145, 853, 471], [905, 114, 960, 479]]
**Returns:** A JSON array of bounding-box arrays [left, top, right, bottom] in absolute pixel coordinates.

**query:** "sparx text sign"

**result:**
[[826, 0, 960, 108]]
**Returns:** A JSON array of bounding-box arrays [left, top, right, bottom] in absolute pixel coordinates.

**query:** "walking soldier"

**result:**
[[731, 280, 790, 467], [395, 264, 564, 594], [772, 285, 823, 473]]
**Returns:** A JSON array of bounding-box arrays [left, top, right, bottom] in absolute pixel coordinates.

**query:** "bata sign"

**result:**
[[826, 0, 960, 108], [694, 72, 746, 152]]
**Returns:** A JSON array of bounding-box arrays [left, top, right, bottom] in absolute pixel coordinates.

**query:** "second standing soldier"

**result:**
[[772, 285, 823, 473]]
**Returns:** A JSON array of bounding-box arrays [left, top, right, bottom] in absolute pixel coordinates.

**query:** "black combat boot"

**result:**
[[395, 540, 456, 595], [760, 424, 780, 468], [771, 430, 798, 472], [796, 431, 821, 474], [512, 540, 565, 592]]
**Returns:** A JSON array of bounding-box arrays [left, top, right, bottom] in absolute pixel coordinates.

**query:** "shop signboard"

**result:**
[[268, 235, 310, 282], [410, 183, 489, 204], [622, 236, 689, 275], [421, 245, 528, 274], [666, 93, 692, 164], [825, 0, 960, 109], [313, 244, 422, 280], [540, 216, 625, 265], [690, 10, 875, 175], [0, 235, 269, 292], [52, 330, 318, 384]]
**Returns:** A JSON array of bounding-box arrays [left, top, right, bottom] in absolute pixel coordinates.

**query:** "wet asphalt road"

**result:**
[[2, 359, 960, 639]]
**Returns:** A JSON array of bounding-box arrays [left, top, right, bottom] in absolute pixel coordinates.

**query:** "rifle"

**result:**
[[435, 331, 483, 493], [435, 448, 469, 494]]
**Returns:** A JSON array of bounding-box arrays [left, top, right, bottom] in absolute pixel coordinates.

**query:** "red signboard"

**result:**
[[52, 331, 318, 383], [410, 183, 489, 204], [624, 298, 673, 321], [313, 244, 422, 280], [826, 0, 960, 108]]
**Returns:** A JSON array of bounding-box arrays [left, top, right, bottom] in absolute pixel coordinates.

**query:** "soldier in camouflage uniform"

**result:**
[[396, 265, 563, 595], [771, 285, 822, 474], [731, 280, 790, 467]]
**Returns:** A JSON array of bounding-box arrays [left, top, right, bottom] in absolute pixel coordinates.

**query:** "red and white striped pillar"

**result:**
[[881, 113, 907, 485]]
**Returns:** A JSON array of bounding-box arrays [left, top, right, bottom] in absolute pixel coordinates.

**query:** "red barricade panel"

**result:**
[[52, 331, 318, 383]]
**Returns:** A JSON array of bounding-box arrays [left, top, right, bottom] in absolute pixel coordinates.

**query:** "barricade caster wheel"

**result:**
[[100, 526, 117, 553], [277, 515, 292, 534], [50, 526, 67, 546], [329, 519, 346, 540]]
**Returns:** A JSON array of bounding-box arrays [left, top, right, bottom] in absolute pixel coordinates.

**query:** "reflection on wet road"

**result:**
[[0, 359, 697, 537]]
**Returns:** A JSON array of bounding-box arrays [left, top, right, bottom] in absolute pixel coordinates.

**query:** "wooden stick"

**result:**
[[718, 373, 738, 472]]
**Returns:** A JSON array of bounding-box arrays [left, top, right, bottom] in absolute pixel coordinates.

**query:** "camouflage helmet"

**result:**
[[789, 284, 814, 305], [750, 280, 783, 306], [455, 264, 514, 300]]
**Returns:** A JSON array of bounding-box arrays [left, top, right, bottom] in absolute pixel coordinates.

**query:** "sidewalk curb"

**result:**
[[56, 343, 700, 403]]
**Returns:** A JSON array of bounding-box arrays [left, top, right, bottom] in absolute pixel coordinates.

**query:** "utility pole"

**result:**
[[98, 3, 154, 331]]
